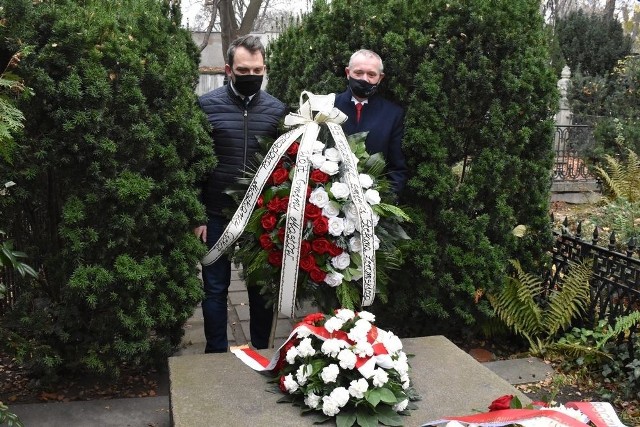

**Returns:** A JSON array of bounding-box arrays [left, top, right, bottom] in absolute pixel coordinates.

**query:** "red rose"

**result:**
[[300, 241, 312, 256], [278, 196, 289, 212], [310, 169, 329, 184], [257, 195, 264, 208], [307, 186, 312, 198], [304, 203, 321, 220], [311, 237, 331, 254], [268, 250, 283, 266], [271, 167, 289, 185], [261, 212, 277, 231], [301, 313, 325, 325], [327, 244, 343, 257], [259, 233, 274, 250], [312, 216, 329, 235], [488, 395, 514, 411], [277, 227, 286, 243], [299, 254, 317, 272], [287, 142, 299, 156], [309, 267, 326, 282], [267, 196, 281, 212]]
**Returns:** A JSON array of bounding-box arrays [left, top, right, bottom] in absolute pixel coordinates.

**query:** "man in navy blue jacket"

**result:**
[[334, 49, 408, 194]]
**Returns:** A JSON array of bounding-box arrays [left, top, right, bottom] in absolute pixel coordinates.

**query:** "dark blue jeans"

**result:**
[[202, 216, 272, 353]]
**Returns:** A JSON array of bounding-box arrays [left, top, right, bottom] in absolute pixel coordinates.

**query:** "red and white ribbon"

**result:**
[[231, 315, 389, 379], [422, 401, 628, 427]]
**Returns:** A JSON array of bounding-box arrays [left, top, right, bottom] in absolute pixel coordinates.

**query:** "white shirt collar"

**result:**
[[351, 96, 368, 105]]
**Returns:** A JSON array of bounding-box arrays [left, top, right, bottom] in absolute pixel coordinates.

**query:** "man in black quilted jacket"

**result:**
[[195, 35, 287, 353]]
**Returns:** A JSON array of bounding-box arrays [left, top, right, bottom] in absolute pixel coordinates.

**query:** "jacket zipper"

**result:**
[[242, 102, 249, 173]]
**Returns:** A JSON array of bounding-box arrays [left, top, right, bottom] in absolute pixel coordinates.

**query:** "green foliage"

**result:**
[[0, 401, 23, 427], [569, 56, 640, 158], [267, 0, 557, 335], [556, 10, 632, 77], [558, 313, 640, 400], [488, 259, 592, 356], [593, 148, 640, 203], [0, 0, 215, 378]]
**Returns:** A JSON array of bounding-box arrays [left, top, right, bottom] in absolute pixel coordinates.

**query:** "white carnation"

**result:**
[[323, 316, 345, 333], [320, 364, 340, 383], [331, 252, 351, 270], [353, 341, 374, 357], [364, 188, 381, 205], [297, 337, 317, 357], [393, 399, 409, 412], [296, 364, 312, 385], [372, 211, 380, 226], [309, 187, 330, 208], [327, 216, 345, 236], [337, 348, 357, 370], [393, 358, 409, 376], [335, 309, 355, 321], [357, 311, 376, 322], [296, 327, 311, 338], [382, 332, 403, 354], [321, 395, 341, 416], [285, 346, 299, 364], [348, 378, 369, 399], [304, 392, 321, 409], [322, 201, 341, 218], [320, 160, 340, 176], [324, 147, 341, 162], [372, 368, 389, 387], [321, 338, 345, 357], [329, 386, 350, 407], [324, 271, 344, 287], [283, 374, 299, 392], [330, 182, 350, 199], [354, 318, 372, 332], [359, 173, 374, 189]]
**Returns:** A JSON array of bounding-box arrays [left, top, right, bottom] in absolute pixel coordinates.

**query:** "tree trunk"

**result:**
[[603, 0, 615, 20], [219, 0, 239, 61]]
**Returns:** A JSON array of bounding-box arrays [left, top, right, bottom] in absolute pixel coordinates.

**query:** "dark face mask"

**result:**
[[348, 77, 378, 98], [232, 74, 263, 97]]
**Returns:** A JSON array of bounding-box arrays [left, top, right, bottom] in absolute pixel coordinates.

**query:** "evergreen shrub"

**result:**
[[0, 0, 215, 378], [267, 0, 557, 337]]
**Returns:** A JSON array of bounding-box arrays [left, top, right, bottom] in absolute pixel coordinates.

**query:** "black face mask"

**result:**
[[232, 74, 263, 97], [348, 77, 378, 98]]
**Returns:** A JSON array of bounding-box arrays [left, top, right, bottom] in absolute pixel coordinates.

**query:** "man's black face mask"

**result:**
[[233, 74, 263, 97], [348, 77, 378, 98]]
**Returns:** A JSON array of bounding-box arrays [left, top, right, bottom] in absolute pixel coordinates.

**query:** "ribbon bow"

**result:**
[[283, 91, 348, 127]]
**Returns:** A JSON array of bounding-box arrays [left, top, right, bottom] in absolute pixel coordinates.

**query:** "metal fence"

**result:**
[[553, 125, 596, 181], [545, 219, 640, 355]]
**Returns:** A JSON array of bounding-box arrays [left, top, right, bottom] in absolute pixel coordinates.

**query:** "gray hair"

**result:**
[[348, 49, 384, 73], [227, 35, 266, 68]]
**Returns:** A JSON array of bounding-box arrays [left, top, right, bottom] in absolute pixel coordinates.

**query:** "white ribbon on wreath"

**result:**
[[201, 91, 377, 318]]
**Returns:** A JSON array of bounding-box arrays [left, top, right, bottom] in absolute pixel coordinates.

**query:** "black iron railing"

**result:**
[[553, 125, 596, 181], [545, 219, 640, 355]]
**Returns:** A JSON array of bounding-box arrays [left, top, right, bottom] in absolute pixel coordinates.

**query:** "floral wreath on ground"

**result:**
[[274, 309, 419, 426], [231, 130, 410, 312], [424, 394, 627, 427]]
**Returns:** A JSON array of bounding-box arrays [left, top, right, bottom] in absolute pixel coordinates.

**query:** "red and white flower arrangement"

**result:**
[[232, 131, 410, 312], [272, 309, 418, 426]]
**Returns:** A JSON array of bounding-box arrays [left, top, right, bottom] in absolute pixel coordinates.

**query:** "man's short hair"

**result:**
[[349, 49, 384, 73], [227, 35, 266, 68]]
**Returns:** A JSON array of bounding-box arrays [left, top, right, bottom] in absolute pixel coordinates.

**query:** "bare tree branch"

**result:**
[[200, 0, 220, 52]]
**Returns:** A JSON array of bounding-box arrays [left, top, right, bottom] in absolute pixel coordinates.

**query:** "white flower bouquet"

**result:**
[[274, 309, 419, 426]]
